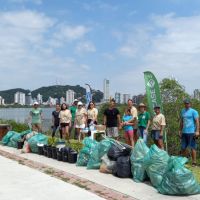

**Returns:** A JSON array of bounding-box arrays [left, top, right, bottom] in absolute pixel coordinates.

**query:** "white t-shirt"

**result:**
[[59, 110, 72, 123]]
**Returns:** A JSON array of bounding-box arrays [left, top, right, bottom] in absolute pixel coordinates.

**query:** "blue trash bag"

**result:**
[[143, 144, 170, 188], [87, 139, 113, 169], [7, 133, 21, 148], [76, 137, 98, 166], [130, 139, 149, 182], [1, 131, 16, 145], [28, 133, 48, 153], [20, 129, 32, 137], [158, 156, 200, 195]]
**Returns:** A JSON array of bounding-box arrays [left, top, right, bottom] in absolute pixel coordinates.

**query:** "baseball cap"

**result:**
[[33, 101, 39, 105], [74, 99, 78, 102], [154, 105, 161, 109], [77, 101, 83, 106], [183, 98, 191, 104]]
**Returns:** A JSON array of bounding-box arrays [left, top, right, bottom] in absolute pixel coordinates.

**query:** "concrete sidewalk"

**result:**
[[0, 145, 200, 200], [0, 155, 105, 200]]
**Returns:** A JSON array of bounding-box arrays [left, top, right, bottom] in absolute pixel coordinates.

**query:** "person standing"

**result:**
[[87, 101, 98, 126], [138, 103, 151, 144], [69, 99, 78, 139], [75, 101, 87, 141], [179, 99, 199, 167], [151, 105, 166, 149], [103, 99, 121, 140], [29, 102, 44, 132], [121, 108, 134, 147], [59, 103, 72, 141], [51, 103, 62, 139]]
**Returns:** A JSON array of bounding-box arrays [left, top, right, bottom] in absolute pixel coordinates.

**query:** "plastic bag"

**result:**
[[7, 133, 21, 148], [87, 139, 113, 169], [115, 156, 132, 178], [21, 141, 31, 153], [130, 139, 149, 182], [158, 156, 200, 195], [143, 144, 170, 188], [99, 154, 116, 174], [28, 134, 48, 153], [1, 131, 16, 145]]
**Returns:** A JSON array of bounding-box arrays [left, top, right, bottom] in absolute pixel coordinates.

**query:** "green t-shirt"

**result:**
[[30, 108, 42, 124], [70, 106, 77, 122], [138, 111, 150, 128]]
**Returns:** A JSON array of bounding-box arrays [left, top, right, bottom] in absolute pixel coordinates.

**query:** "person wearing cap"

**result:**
[[138, 103, 150, 144], [179, 99, 199, 167], [75, 101, 87, 141], [69, 99, 78, 139], [29, 102, 44, 132], [103, 99, 121, 140], [151, 105, 166, 149], [59, 103, 72, 141]]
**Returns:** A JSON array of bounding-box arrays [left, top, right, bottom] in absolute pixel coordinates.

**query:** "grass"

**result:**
[[187, 165, 200, 183]]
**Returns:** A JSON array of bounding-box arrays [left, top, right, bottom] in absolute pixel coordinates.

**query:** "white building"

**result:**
[[25, 92, 32, 105], [60, 97, 65, 104], [48, 97, 57, 106], [0, 96, 5, 105], [37, 93, 43, 104], [14, 92, 26, 105], [103, 79, 110, 102], [66, 90, 75, 105], [115, 92, 122, 104], [123, 94, 131, 104]]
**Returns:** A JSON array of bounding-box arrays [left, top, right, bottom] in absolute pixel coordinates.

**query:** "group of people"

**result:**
[[29, 97, 199, 166]]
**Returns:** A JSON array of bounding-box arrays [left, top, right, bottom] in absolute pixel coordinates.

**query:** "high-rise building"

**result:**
[[66, 90, 75, 105], [103, 79, 110, 102], [48, 97, 57, 106], [115, 92, 122, 104], [0, 96, 5, 105], [123, 94, 131, 104], [132, 94, 145, 105], [14, 92, 26, 105], [60, 97, 65, 105], [194, 89, 200, 101], [37, 93, 43, 104], [25, 92, 32, 105]]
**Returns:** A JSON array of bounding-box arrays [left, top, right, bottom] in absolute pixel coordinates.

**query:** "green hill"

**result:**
[[0, 85, 103, 104]]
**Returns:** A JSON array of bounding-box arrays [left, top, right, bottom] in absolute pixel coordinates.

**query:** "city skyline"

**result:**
[[0, 0, 200, 95]]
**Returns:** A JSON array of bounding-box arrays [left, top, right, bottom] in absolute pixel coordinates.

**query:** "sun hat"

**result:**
[[139, 103, 146, 107]]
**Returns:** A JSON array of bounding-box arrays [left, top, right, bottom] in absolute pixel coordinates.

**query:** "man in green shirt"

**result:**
[[69, 99, 78, 139], [138, 103, 150, 143]]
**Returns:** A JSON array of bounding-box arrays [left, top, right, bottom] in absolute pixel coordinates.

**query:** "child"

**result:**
[[121, 109, 134, 147]]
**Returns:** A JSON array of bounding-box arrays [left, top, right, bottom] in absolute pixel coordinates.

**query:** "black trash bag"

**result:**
[[68, 149, 78, 163], [115, 156, 132, 178], [107, 142, 132, 161], [62, 147, 70, 162], [51, 146, 57, 159]]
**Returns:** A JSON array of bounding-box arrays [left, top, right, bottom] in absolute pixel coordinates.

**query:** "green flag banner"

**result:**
[[144, 71, 163, 116]]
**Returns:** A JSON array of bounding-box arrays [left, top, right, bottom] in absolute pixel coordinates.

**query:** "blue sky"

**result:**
[[0, 0, 200, 96]]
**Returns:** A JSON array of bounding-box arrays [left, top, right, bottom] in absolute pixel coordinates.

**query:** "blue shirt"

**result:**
[[123, 115, 133, 131], [181, 108, 199, 134]]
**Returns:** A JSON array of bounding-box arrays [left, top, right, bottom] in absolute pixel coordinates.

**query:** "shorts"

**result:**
[[138, 126, 148, 143], [87, 119, 97, 127], [75, 124, 85, 129], [106, 127, 119, 138], [124, 130, 134, 138], [181, 133, 196, 150], [151, 130, 163, 141], [60, 123, 69, 128]]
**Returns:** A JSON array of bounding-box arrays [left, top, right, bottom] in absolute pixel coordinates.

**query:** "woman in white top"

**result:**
[[87, 101, 98, 126], [75, 101, 87, 141], [59, 103, 72, 141]]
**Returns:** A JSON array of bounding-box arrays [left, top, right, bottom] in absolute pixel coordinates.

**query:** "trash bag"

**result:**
[[115, 156, 132, 178], [28, 133, 48, 153], [130, 139, 149, 182], [7, 133, 21, 148], [107, 142, 132, 161], [76, 137, 98, 166], [99, 154, 116, 174], [158, 156, 200, 195], [143, 144, 170, 188], [1, 131, 16, 145], [20, 129, 32, 137], [87, 139, 113, 169]]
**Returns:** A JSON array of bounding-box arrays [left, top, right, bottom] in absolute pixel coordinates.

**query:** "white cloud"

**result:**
[[75, 41, 96, 54]]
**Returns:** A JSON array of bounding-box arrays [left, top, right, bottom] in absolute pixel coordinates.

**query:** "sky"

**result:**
[[0, 0, 200, 96]]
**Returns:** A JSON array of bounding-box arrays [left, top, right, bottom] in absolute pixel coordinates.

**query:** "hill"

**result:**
[[0, 85, 103, 104]]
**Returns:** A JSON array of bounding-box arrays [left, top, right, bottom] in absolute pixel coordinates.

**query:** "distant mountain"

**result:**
[[0, 85, 103, 104]]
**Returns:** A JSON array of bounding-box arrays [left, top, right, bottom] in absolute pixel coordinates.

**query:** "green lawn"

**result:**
[[186, 165, 200, 183]]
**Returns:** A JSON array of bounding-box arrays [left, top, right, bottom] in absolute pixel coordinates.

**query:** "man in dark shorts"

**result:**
[[179, 99, 199, 167], [103, 99, 121, 140], [51, 103, 62, 139]]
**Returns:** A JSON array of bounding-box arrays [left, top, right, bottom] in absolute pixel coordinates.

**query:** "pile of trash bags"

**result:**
[[1, 130, 48, 153]]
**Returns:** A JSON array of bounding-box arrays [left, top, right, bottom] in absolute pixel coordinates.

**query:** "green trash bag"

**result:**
[[1, 131, 16, 145], [143, 144, 170, 188], [20, 130, 32, 137], [130, 139, 149, 182], [76, 137, 98, 166], [7, 133, 21, 148], [158, 156, 200, 195], [28, 133, 48, 153], [87, 139, 113, 169]]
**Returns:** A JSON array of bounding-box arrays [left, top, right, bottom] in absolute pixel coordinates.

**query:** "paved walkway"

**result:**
[[0, 145, 200, 200], [0, 155, 105, 200]]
